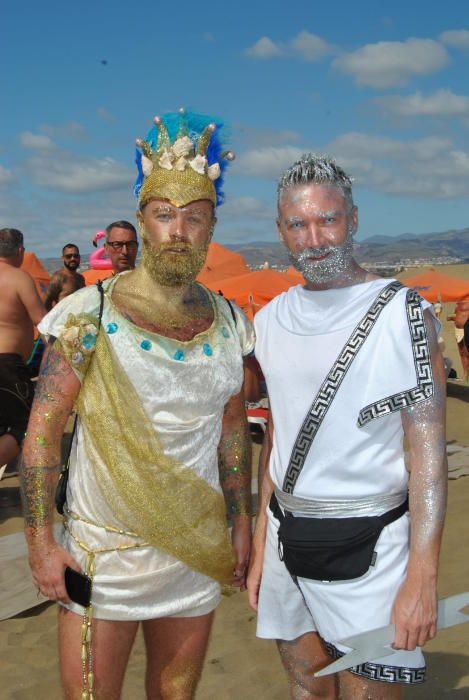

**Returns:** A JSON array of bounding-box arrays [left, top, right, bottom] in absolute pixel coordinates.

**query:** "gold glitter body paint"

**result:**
[[218, 419, 252, 518], [20, 345, 79, 532]]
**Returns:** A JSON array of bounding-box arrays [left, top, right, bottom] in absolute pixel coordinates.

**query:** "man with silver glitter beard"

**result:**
[[247, 154, 447, 699]]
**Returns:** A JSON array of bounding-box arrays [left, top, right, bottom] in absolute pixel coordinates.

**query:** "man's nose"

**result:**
[[169, 214, 188, 240], [304, 224, 326, 248]]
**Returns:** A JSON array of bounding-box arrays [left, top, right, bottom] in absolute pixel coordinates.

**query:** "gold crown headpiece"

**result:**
[[135, 109, 235, 209]]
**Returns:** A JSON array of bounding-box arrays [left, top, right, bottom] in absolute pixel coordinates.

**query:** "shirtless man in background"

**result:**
[[0, 228, 45, 466], [45, 243, 85, 311]]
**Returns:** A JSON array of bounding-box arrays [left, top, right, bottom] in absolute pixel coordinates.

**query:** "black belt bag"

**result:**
[[270, 492, 408, 582]]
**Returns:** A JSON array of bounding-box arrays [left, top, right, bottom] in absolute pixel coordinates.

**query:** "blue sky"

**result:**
[[2, 0, 469, 257]]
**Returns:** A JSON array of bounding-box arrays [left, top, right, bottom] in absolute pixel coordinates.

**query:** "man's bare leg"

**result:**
[[0, 434, 20, 466], [338, 670, 401, 699], [277, 632, 337, 700], [59, 606, 139, 699], [142, 611, 214, 700]]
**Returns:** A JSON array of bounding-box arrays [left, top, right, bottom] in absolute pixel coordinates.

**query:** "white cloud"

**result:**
[[237, 131, 469, 200], [0, 189, 137, 256], [333, 38, 449, 88], [245, 31, 333, 62], [238, 125, 301, 148], [373, 89, 469, 118], [202, 32, 215, 43], [97, 107, 116, 122], [439, 29, 469, 50], [222, 196, 273, 219], [325, 132, 469, 199], [329, 132, 452, 163], [235, 146, 304, 178], [0, 164, 13, 185], [245, 37, 283, 59], [291, 31, 333, 61], [40, 122, 87, 141], [20, 131, 56, 150], [27, 152, 133, 194]]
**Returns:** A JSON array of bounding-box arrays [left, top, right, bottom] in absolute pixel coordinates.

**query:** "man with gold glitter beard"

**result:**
[[247, 154, 447, 699], [20, 110, 254, 699]]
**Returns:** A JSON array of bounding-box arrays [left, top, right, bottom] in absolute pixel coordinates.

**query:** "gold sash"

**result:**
[[75, 330, 234, 584]]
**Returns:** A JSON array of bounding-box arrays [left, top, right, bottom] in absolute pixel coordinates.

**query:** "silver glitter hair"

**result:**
[[277, 153, 354, 213]]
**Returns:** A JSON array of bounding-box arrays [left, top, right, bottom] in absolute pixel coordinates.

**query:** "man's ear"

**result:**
[[209, 216, 217, 240], [136, 211, 145, 237], [277, 218, 285, 243], [350, 206, 358, 236]]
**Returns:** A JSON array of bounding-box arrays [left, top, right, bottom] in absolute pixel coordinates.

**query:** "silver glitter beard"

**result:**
[[289, 234, 354, 285]]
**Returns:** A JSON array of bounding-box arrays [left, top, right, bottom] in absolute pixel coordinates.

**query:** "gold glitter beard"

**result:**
[[141, 238, 208, 287]]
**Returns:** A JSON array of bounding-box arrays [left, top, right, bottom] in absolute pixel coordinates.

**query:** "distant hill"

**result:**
[[355, 228, 469, 263], [38, 227, 469, 272], [228, 227, 469, 267]]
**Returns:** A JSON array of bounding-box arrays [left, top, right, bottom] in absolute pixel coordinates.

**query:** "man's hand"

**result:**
[[231, 515, 251, 591], [246, 507, 269, 611], [29, 535, 82, 604], [391, 573, 438, 650], [246, 537, 264, 611]]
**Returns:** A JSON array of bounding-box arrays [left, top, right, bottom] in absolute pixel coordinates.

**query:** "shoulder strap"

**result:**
[[225, 297, 237, 326], [283, 281, 403, 494], [63, 281, 105, 470], [217, 291, 237, 326], [96, 280, 105, 329]]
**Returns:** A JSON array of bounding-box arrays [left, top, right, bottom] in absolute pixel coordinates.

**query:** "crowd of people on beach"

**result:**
[[0, 107, 468, 699]]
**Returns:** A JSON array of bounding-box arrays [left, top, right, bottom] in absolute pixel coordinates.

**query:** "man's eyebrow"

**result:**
[[284, 216, 304, 225], [149, 205, 210, 217], [185, 208, 210, 216], [319, 209, 343, 218], [151, 205, 173, 213]]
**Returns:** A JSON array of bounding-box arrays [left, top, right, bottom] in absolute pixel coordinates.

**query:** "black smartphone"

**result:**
[[64, 567, 92, 607]]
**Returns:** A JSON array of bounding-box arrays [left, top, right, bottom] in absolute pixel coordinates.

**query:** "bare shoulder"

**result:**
[[0, 263, 34, 289]]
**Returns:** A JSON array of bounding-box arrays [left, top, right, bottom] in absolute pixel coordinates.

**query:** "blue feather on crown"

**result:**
[[133, 110, 231, 206]]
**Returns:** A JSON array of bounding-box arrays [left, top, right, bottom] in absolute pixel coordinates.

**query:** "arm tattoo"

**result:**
[[44, 272, 66, 312], [218, 423, 252, 517], [34, 345, 74, 406]]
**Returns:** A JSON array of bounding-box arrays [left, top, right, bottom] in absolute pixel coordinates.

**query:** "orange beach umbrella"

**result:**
[[197, 242, 250, 286], [402, 270, 469, 302], [214, 269, 300, 319], [82, 268, 114, 285], [21, 252, 51, 300]]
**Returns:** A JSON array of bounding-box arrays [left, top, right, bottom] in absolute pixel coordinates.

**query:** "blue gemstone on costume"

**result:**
[[106, 322, 118, 334], [81, 333, 96, 350], [221, 327, 230, 338], [203, 343, 213, 357], [174, 349, 185, 361], [140, 339, 152, 351]]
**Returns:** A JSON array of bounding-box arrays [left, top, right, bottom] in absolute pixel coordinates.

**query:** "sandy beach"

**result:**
[[1, 270, 469, 699]]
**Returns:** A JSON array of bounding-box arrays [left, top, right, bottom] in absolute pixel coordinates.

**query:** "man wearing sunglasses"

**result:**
[[45, 244, 85, 311], [105, 220, 139, 274]]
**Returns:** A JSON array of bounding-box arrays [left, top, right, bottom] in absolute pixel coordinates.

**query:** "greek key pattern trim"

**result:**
[[358, 289, 433, 427], [283, 281, 403, 494], [324, 641, 426, 685]]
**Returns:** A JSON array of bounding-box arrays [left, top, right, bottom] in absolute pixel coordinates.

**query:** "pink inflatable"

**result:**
[[89, 230, 113, 270]]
